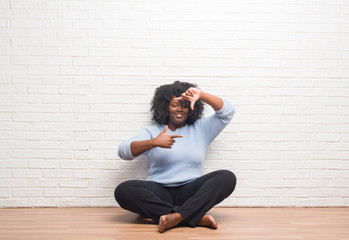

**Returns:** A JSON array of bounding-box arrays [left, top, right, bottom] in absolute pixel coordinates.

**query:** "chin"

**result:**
[[170, 119, 187, 127]]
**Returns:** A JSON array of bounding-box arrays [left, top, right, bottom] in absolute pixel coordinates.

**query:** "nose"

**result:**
[[176, 104, 183, 111]]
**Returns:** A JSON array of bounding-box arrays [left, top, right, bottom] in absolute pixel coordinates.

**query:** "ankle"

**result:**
[[171, 212, 184, 222]]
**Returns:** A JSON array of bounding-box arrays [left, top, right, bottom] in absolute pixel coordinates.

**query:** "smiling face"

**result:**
[[168, 96, 190, 130]]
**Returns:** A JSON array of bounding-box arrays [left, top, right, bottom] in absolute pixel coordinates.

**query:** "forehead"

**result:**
[[169, 96, 188, 105]]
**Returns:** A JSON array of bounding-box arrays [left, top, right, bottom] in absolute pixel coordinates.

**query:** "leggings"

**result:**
[[114, 169, 236, 227]]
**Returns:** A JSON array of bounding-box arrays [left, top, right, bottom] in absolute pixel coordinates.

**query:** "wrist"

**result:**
[[198, 90, 206, 100], [198, 89, 203, 99], [150, 138, 158, 148]]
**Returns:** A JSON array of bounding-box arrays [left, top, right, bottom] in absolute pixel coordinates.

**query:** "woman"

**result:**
[[115, 81, 236, 233]]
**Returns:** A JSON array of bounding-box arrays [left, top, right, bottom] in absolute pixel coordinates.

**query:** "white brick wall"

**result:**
[[1, 0, 349, 207]]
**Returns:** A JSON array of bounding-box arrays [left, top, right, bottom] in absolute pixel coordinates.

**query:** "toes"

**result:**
[[198, 215, 218, 229], [158, 216, 167, 233]]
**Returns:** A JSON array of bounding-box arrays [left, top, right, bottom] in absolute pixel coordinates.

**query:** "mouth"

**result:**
[[175, 114, 183, 119]]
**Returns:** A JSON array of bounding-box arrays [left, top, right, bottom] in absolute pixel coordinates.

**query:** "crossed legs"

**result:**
[[114, 170, 236, 232]]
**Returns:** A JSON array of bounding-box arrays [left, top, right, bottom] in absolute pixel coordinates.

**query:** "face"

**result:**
[[168, 96, 190, 129]]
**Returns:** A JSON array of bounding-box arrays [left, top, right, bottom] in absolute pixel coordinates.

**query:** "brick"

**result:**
[[28, 198, 58, 207], [44, 188, 73, 197], [44, 151, 72, 160], [13, 169, 43, 178], [57, 48, 88, 57], [0, 189, 11, 198], [59, 105, 89, 113], [28, 86, 58, 94], [28, 104, 59, 113], [13, 188, 43, 197], [0, 199, 28, 207], [58, 123, 89, 131], [73, 170, 104, 179], [74, 113, 104, 122], [89, 123, 119, 131], [89, 198, 116, 206], [12, 132, 43, 141], [11, 0, 41, 9], [27, 48, 56, 58], [59, 179, 88, 188], [59, 198, 89, 207], [44, 169, 72, 178], [59, 142, 89, 150], [59, 160, 88, 169], [59, 66, 89, 75], [42, 56, 71, 66], [13, 113, 43, 122], [74, 188, 109, 197], [29, 179, 58, 188], [42, 95, 73, 104], [74, 132, 104, 141]]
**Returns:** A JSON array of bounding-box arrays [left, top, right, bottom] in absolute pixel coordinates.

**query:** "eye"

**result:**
[[179, 100, 190, 108]]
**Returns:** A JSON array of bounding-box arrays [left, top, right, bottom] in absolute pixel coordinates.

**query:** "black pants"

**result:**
[[114, 170, 236, 227]]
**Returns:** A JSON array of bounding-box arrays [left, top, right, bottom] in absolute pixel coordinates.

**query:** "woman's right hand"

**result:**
[[153, 125, 183, 148]]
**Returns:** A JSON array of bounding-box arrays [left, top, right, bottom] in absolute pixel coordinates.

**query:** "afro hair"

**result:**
[[150, 81, 204, 125]]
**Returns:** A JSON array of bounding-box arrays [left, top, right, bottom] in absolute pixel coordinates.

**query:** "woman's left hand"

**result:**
[[174, 87, 202, 110]]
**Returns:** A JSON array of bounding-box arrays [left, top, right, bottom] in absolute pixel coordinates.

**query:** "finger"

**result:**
[[163, 125, 168, 133], [188, 88, 195, 95], [190, 100, 195, 110], [184, 91, 193, 98], [182, 92, 191, 98], [173, 96, 184, 101], [170, 135, 183, 138]]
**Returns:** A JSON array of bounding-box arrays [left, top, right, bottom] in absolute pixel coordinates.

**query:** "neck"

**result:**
[[168, 123, 185, 131]]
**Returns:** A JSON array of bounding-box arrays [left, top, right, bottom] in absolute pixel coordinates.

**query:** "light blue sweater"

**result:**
[[118, 99, 235, 187]]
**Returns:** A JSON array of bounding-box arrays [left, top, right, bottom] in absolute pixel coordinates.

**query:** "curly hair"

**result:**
[[151, 81, 204, 125]]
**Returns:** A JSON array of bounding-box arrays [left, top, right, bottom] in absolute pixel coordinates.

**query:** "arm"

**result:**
[[199, 91, 223, 111], [174, 87, 235, 146], [118, 125, 183, 159], [130, 125, 183, 157], [129, 139, 153, 158]]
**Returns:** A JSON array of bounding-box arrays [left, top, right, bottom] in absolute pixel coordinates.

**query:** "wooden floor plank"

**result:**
[[0, 207, 348, 240]]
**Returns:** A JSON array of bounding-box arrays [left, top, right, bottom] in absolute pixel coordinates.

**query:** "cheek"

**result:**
[[168, 107, 174, 113]]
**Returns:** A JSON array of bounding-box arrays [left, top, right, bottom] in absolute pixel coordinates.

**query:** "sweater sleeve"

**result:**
[[199, 98, 235, 146], [117, 127, 152, 160]]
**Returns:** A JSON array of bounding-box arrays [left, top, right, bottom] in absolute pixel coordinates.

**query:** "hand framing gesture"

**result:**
[[174, 87, 202, 110]]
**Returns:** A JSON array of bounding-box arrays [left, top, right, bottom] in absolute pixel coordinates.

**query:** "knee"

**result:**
[[217, 170, 237, 193], [114, 180, 134, 206]]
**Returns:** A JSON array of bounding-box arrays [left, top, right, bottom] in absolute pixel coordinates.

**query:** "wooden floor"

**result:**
[[1, 207, 349, 240]]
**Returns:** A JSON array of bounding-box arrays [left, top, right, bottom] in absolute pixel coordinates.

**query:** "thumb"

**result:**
[[163, 125, 168, 133]]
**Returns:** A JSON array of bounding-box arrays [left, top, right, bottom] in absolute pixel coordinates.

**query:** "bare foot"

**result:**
[[158, 212, 184, 233], [197, 215, 218, 229]]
